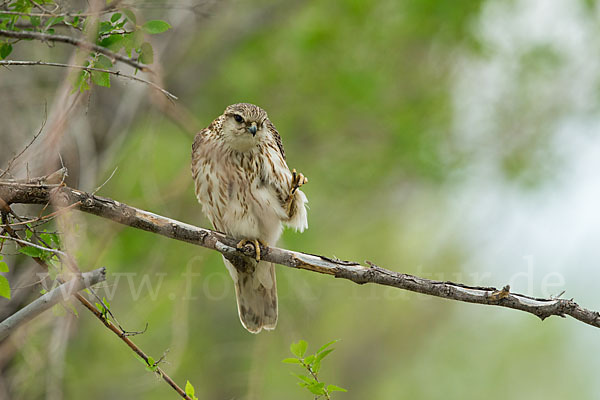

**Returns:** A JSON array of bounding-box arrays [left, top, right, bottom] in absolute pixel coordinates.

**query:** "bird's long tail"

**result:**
[[223, 257, 277, 333]]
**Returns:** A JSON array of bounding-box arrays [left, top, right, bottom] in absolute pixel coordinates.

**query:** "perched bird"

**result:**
[[191, 103, 308, 333]]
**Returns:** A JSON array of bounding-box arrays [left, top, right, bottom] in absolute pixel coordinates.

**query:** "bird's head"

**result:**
[[221, 103, 268, 152]]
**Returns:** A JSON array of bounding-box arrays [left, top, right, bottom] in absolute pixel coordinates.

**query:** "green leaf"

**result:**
[[39, 233, 53, 245], [0, 275, 10, 299], [30, 15, 41, 26], [123, 30, 143, 57], [0, 43, 12, 59], [290, 340, 308, 358], [110, 13, 122, 23], [185, 380, 194, 396], [91, 70, 111, 87], [102, 297, 111, 310], [327, 384, 347, 393], [317, 339, 339, 354], [0, 261, 8, 273], [99, 34, 124, 51], [122, 8, 136, 24], [293, 373, 316, 385], [19, 246, 43, 258], [304, 354, 315, 365], [50, 233, 61, 248], [99, 21, 113, 34], [66, 15, 81, 28], [282, 358, 302, 364], [95, 54, 113, 69], [138, 41, 153, 64], [39, 250, 54, 261], [312, 359, 321, 373], [46, 16, 64, 29], [145, 356, 157, 372], [79, 78, 90, 93], [25, 229, 33, 240], [142, 20, 171, 34], [307, 382, 326, 395], [315, 348, 334, 362], [185, 381, 198, 400]]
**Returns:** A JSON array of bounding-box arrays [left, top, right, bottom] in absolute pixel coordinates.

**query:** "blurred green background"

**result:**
[[2, 0, 600, 399]]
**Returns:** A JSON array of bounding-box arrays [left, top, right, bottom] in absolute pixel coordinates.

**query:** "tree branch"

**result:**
[[0, 209, 193, 400], [0, 6, 117, 17], [0, 267, 106, 341], [1, 180, 599, 329], [0, 60, 177, 100], [0, 29, 150, 71]]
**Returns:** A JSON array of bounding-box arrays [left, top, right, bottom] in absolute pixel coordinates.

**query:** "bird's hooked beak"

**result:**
[[247, 122, 257, 136]]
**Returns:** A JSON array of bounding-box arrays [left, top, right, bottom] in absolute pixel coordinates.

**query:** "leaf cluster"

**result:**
[[95, 296, 111, 321], [283, 339, 347, 399], [0, 0, 171, 93]]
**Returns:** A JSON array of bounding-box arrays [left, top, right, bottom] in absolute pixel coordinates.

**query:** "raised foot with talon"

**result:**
[[236, 239, 267, 261], [290, 168, 308, 195], [286, 169, 308, 215]]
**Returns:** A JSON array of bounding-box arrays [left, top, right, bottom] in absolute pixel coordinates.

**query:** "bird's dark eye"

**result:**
[[233, 114, 244, 123]]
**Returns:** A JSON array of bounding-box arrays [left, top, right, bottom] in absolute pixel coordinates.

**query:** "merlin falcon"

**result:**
[[191, 103, 308, 333]]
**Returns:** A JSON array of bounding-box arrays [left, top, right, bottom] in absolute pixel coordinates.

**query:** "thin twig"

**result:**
[[29, 0, 57, 15], [0, 234, 66, 257], [0, 8, 116, 17], [0, 103, 47, 179], [0, 201, 81, 228], [1, 180, 600, 330], [0, 29, 151, 72], [0, 60, 176, 100], [92, 166, 118, 195]]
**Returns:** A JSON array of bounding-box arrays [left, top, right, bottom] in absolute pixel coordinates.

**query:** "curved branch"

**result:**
[[0, 60, 177, 100], [0, 29, 150, 71], [1, 180, 599, 329]]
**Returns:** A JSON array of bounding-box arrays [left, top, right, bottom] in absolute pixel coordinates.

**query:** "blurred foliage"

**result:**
[[1, 0, 600, 399]]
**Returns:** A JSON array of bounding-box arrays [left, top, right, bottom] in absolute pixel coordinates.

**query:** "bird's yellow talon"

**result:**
[[286, 169, 308, 215], [236, 239, 264, 261]]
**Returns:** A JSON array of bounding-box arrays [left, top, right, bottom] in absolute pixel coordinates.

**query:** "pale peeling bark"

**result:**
[[1, 180, 599, 329]]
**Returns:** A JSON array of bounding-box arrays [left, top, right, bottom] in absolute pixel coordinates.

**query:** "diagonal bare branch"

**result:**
[[1, 179, 599, 329], [0, 267, 106, 341]]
